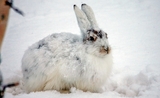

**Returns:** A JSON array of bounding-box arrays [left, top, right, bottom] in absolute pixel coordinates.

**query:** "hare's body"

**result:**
[[22, 4, 113, 93], [22, 33, 112, 93]]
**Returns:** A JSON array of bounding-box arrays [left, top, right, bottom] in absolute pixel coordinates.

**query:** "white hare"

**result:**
[[22, 4, 112, 93]]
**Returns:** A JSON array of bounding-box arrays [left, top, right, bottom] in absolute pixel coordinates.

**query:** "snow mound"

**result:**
[[117, 72, 149, 97]]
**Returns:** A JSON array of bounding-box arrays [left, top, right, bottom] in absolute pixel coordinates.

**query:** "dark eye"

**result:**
[[90, 36, 94, 41]]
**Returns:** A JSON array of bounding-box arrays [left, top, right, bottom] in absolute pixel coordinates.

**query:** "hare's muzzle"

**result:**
[[100, 46, 110, 54]]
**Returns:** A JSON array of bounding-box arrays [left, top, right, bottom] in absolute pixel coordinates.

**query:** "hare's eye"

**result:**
[[90, 36, 94, 41]]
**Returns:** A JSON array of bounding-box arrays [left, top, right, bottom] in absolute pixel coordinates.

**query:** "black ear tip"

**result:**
[[73, 4, 76, 8], [81, 3, 87, 6]]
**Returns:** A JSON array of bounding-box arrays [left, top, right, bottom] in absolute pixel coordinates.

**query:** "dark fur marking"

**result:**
[[87, 29, 102, 39], [106, 46, 110, 54], [105, 33, 108, 39], [37, 41, 48, 49], [98, 30, 102, 38], [24, 69, 28, 72], [76, 57, 79, 60], [93, 29, 98, 34], [87, 29, 92, 32], [37, 43, 45, 49]]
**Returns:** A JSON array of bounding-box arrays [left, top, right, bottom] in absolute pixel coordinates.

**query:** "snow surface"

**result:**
[[1, 0, 160, 98]]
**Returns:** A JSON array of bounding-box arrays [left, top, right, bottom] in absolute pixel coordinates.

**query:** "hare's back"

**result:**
[[29, 33, 81, 50], [22, 32, 82, 71]]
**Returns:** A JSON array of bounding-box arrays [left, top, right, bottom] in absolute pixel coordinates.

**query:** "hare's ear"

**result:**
[[81, 4, 99, 30], [74, 5, 91, 39]]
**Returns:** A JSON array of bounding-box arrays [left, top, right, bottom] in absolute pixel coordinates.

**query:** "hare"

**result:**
[[21, 4, 112, 93]]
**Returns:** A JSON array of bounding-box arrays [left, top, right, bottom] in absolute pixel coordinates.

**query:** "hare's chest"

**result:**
[[82, 55, 110, 80]]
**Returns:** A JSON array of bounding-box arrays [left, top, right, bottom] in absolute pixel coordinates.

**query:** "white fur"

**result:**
[[22, 4, 113, 93], [81, 4, 99, 29], [74, 5, 91, 39]]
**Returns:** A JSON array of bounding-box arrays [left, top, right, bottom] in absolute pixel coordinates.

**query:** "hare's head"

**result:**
[[74, 4, 111, 57]]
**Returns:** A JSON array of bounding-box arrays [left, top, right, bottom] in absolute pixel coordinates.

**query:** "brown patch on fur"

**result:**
[[106, 46, 111, 54], [93, 29, 98, 34], [100, 46, 111, 54]]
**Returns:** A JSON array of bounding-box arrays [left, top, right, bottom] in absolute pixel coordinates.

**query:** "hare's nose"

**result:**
[[102, 46, 110, 54], [105, 46, 110, 54]]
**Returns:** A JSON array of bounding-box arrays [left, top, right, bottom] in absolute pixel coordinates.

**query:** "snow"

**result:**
[[1, 0, 160, 98]]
